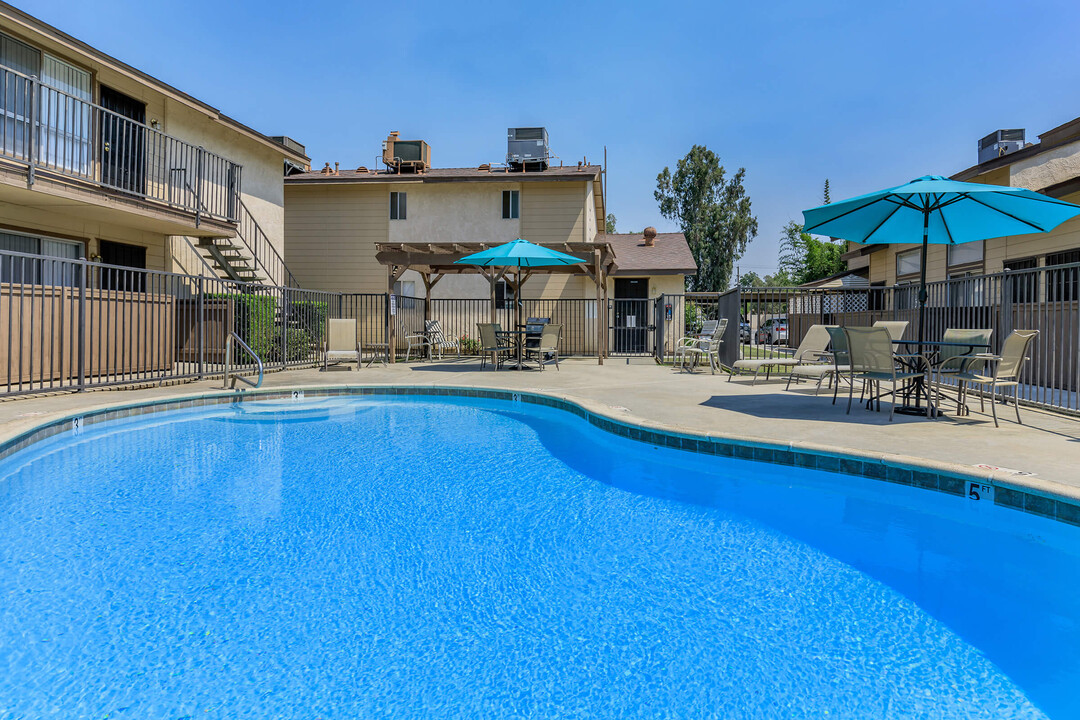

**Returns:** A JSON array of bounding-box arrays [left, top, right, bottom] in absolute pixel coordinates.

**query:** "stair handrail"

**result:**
[[224, 331, 264, 389], [238, 199, 301, 288]]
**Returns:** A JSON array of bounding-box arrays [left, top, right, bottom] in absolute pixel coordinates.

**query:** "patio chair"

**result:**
[[952, 330, 1038, 427], [322, 318, 361, 371], [785, 326, 853, 400], [524, 323, 562, 371], [524, 317, 550, 354], [477, 322, 513, 371], [403, 325, 431, 362], [872, 320, 909, 341], [844, 326, 929, 421], [680, 319, 728, 374], [675, 319, 726, 372], [729, 324, 834, 385], [930, 328, 993, 411], [425, 320, 461, 360]]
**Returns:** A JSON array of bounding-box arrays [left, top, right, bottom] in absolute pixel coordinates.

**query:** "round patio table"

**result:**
[[495, 329, 530, 370], [889, 339, 991, 417]]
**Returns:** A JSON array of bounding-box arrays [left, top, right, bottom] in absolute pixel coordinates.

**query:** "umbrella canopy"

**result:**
[[802, 175, 1080, 348], [454, 238, 583, 267], [802, 175, 1080, 245]]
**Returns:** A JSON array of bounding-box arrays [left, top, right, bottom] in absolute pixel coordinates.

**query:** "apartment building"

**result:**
[[845, 118, 1080, 290], [283, 131, 695, 303], [0, 2, 308, 285]]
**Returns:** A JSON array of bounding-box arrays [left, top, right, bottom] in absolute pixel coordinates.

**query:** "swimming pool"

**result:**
[[1, 393, 1078, 718]]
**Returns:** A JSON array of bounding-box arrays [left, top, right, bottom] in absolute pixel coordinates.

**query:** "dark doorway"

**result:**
[[612, 278, 651, 354], [98, 240, 146, 292], [100, 86, 146, 194]]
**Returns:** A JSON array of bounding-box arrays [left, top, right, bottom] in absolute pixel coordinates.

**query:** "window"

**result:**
[[0, 230, 82, 285], [896, 249, 921, 278], [1004, 257, 1039, 304], [502, 190, 519, 219], [948, 240, 983, 268], [390, 191, 407, 220], [393, 280, 416, 309], [495, 280, 516, 309], [1, 33, 92, 173], [1047, 249, 1080, 302]]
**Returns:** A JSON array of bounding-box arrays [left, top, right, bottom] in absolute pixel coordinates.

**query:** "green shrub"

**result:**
[[289, 300, 329, 350], [212, 292, 278, 363], [684, 302, 702, 333]]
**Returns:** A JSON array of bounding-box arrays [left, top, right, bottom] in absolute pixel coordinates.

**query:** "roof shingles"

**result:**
[[602, 232, 696, 275]]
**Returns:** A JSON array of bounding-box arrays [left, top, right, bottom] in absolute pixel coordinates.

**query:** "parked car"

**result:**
[[739, 321, 751, 343], [755, 317, 789, 345]]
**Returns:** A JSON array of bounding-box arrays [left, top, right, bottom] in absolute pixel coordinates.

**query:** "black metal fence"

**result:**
[[659, 262, 1080, 414], [3, 247, 1077, 415]]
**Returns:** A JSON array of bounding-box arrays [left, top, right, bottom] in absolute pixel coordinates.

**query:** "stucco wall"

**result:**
[[1011, 140, 1080, 192]]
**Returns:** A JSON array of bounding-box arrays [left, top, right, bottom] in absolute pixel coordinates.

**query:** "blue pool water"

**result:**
[[1, 396, 1079, 718]]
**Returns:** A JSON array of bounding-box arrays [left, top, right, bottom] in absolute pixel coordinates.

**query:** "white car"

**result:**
[[755, 317, 789, 345]]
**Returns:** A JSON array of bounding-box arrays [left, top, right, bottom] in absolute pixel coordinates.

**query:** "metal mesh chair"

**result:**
[[524, 323, 562, 371], [477, 323, 513, 371], [844, 326, 928, 421], [953, 330, 1038, 427]]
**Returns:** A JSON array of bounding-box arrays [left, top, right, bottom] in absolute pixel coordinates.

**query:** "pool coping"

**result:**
[[2, 383, 1079, 528]]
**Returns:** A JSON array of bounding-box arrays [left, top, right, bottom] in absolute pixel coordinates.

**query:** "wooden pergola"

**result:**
[[374, 241, 618, 365]]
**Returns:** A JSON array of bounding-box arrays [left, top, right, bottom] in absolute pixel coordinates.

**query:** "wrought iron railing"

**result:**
[[0, 65, 242, 224]]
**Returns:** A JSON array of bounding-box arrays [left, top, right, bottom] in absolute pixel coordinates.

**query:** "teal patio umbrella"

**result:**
[[455, 237, 584, 337], [802, 175, 1080, 348]]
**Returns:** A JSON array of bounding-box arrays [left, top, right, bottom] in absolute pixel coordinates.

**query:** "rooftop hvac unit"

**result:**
[[507, 127, 549, 171], [382, 131, 431, 173], [978, 129, 1025, 164]]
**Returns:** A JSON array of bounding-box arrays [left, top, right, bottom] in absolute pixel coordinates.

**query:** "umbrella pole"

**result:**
[[916, 212, 930, 410]]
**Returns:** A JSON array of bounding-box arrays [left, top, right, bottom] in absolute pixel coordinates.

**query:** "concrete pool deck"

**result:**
[[2, 358, 1078, 501]]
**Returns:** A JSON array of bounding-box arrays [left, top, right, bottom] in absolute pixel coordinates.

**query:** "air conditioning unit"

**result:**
[[507, 127, 549, 171], [382, 131, 431, 173], [978, 129, 1025, 164]]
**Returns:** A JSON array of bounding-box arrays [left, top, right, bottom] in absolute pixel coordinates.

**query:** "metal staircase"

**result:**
[[194, 200, 300, 287]]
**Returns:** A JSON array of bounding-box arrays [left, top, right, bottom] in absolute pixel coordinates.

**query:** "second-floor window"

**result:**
[[502, 190, 519, 219], [390, 191, 407, 220]]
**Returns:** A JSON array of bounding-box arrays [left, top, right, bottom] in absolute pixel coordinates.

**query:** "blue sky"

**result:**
[[27, 0, 1080, 276]]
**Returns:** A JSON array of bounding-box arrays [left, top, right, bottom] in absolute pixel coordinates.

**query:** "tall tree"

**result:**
[[605, 213, 617, 234], [777, 220, 846, 285], [655, 146, 758, 291], [823, 178, 831, 205]]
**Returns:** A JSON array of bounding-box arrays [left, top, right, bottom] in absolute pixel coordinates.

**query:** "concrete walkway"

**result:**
[[2, 358, 1078, 499]]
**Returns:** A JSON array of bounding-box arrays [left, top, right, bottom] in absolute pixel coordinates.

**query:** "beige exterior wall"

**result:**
[[284, 184, 388, 293]]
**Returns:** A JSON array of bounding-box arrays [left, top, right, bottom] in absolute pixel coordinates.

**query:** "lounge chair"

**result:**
[[675, 319, 726, 372], [729, 324, 834, 385], [844, 326, 929, 421], [784, 326, 851, 396], [322, 318, 361, 371], [950, 330, 1038, 427], [524, 323, 562, 370], [477, 322, 513, 371], [872, 320, 909, 341]]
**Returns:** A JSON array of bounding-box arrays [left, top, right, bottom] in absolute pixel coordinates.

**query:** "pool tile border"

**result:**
[[2, 384, 1078, 529]]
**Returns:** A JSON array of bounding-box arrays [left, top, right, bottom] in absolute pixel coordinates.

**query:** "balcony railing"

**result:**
[[0, 65, 242, 224]]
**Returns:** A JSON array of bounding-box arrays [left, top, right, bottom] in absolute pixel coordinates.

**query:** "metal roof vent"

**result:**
[[507, 127, 549, 171], [978, 129, 1025, 164]]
